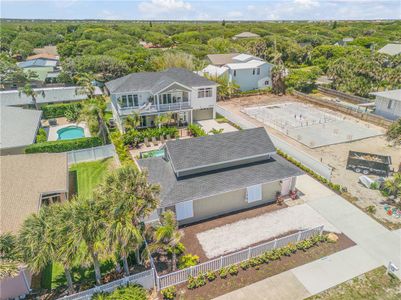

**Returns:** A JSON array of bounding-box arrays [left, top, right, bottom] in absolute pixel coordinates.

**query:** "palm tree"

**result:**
[[125, 112, 141, 131], [70, 197, 107, 285], [154, 113, 171, 128], [48, 203, 82, 294], [18, 208, 52, 278], [151, 211, 182, 272], [19, 83, 39, 110], [0, 233, 20, 280], [79, 98, 108, 144], [204, 74, 239, 100], [75, 73, 96, 99], [383, 173, 401, 198], [95, 166, 160, 274]]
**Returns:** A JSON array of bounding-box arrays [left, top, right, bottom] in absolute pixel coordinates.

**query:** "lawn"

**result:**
[[69, 158, 113, 199], [41, 158, 114, 290], [307, 267, 401, 300]]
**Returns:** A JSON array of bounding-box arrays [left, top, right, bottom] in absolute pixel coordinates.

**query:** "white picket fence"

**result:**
[[58, 269, 155, 300], [67, 144, 116, 165], [155, 225, 324, 290]]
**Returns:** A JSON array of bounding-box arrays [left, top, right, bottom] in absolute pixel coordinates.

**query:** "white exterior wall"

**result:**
[[228, 63, 272, 91], [375, 96, 401, 120], [191, 85, 217, 110]]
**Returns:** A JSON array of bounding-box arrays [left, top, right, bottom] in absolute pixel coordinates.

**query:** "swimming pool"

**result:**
[[140, 149, 165, 158], [57, 126, 85, 140]]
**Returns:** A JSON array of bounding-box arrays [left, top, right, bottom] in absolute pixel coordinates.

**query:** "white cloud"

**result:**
[[294, 0, 320, 8], [98, 9, 121, 20], [138, 0, 192, 18], [228, 11, 243, 18]]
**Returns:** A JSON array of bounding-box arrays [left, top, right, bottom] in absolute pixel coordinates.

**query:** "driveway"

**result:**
[[213, 175, 401, 299]]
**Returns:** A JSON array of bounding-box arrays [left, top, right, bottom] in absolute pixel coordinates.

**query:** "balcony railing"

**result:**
[[117, 102, 191, 115]]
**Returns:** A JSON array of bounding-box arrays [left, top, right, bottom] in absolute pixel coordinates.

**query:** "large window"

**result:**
[[118, 94, 138, 108], [198, 88, 212, 98]]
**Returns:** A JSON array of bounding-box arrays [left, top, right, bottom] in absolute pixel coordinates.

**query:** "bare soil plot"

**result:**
[[218, 94, 401, 227], [196, 204, 340, 259]]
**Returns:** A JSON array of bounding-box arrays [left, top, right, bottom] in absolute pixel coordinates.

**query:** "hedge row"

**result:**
[[188, 124, 207, 137], [276, 149, 344, 193], [25, 137, 102, 153], [42, 102, 82, 119], [122, 127, 179, 146]]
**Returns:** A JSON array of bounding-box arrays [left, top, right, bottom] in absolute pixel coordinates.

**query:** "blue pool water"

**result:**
[[141, 149, 165, 158], [57, 126, 85, 140]]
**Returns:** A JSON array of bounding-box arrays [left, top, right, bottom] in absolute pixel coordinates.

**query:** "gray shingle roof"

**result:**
[[0, 107, 42, 150], [206, 53, 240, 66], [0, 86, 102, 107], [138, 154, 303, 207], [166, 128, 276, 177], [370, 89, 401, 102], [105, 68, 217, 94]]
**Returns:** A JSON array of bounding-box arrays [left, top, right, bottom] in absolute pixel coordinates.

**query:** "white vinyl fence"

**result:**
[[58, 269, 154, 300], [67, 144, 116, 165], [215, 105, 332, 179], [155, 225, 324, 290]]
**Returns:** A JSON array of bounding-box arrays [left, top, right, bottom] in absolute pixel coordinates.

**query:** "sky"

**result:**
[[1, 0, 400, 21]]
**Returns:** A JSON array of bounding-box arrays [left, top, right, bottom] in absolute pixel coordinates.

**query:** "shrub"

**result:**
[[240, 260, 251, 270], [178, 254, 199, 269], [287, 243, 297, 254], [123, 127, 179, 146], [228, 265, 239, 276], [161, 286, 176, 300], [296, 239, 314, 251], [65, 105, 81, 122], [42, 102, 82, 119], [264, 249, 281, 261], [167, 242, 185, 256], [92, 284, 147, 300], [206, 270, 216, 281], [370, 182, 379, 190], [188, 124, 207, 137], [187, 275, 206, 289], [25, 137, 102, 153], [110, 131, 134, 165], [366, 205, 377, 214], [249, 256, 264, 267], [36, 128, 47, 143], [219, 267, 229, 279]]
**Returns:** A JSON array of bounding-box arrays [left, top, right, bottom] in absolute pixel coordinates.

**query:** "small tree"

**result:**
[[383, 173, 401, 199], [386, 118, 401, 145], [79, 98, 108, 144], [125, 112, 141, 131], [0, 233, 20, 280], [19, 83, 39, 110]]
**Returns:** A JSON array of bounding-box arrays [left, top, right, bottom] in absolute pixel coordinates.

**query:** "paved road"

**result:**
[[214, 175, 400, 299]]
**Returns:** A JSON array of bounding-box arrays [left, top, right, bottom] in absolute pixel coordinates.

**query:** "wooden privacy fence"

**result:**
[[155, 225, 324, 290]]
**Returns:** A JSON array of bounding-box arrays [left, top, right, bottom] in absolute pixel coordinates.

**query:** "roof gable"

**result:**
[[165, 128, 276, 178]]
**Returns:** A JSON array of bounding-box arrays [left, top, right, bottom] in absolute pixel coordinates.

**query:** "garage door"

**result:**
[[193, 108, 213, 121], [175, 200, 194, 221]]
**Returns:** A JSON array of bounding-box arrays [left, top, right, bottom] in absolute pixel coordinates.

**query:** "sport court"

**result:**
[[243, 103, 382, 148]]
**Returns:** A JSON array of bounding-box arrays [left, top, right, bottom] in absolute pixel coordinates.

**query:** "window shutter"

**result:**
[[246, 184, 262, 203], [175, 200, 194, 221]]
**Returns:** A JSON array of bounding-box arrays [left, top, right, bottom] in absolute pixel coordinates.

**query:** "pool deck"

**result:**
[[47, 122, 91, 141]]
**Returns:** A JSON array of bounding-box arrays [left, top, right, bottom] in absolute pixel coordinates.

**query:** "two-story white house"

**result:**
[[105, 68, 217, 132], [200, 53, 273, 92]]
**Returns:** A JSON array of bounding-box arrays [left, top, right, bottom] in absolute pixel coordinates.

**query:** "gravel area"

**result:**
[[196, 204, 340, 258]]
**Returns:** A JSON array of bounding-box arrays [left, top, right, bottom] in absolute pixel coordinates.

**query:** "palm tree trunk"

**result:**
[[122, 255, 130, 276], [90, 251, 102, 285], [135, 248, 141, 265], [115, 261, 122, 273], [32, 95, 39, 110], [64, 267, 74, 294], [172, 252, 177, 272], [97, 114, 107, 144]]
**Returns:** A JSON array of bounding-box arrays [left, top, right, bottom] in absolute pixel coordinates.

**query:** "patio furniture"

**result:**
[[160, 135, 165, 143], [144, 137, 151, 147], [49, 119, 57, 126], [152, 137, 159, 146]]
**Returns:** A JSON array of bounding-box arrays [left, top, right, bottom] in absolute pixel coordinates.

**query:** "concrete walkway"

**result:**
[[214, 175, 400, 299]]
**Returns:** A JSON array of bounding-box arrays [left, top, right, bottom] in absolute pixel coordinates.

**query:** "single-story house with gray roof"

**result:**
[[105, 68, 217, 132], [370, 89, 401, 120], [138, 128, 303, 225], [0, 106, 42, 155]]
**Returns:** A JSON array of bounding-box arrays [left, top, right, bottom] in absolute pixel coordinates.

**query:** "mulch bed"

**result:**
[[160, 233, 355, 300], [180, 203, 288, 261]]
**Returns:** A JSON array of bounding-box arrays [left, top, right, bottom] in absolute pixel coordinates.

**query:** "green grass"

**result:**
[[307, 267, 401, 300], [69, 158, 113, 199]]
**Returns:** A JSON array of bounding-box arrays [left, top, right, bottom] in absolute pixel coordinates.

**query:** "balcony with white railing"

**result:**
[[117, 101, 191, 116]]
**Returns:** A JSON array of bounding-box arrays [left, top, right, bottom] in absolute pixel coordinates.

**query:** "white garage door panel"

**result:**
[[175, 200, 194, 221]]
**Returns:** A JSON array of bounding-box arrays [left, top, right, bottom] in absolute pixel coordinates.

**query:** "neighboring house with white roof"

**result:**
[[370, 89, 401, 120], [0, 106, 42, 155], [378, 43, 401, 56], [200, 53, 273, 91], [0, 86, 102, 108], [17, 58, 60, 84], [232, 32, 260, 40], [105, 68, 217, 132]]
